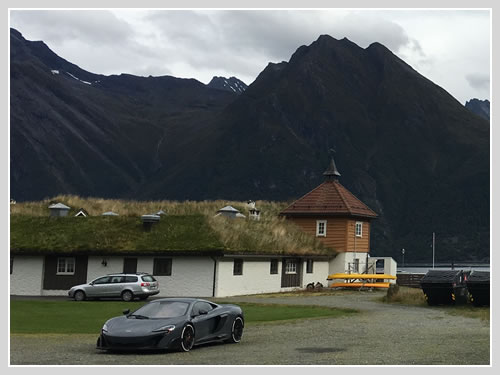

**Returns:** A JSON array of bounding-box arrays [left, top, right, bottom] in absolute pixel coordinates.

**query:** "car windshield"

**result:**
[[131, 301, 189, 319]]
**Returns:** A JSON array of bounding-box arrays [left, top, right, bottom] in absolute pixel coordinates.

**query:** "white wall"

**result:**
[[87, 256, 125, 281], [138, 257, 215, 297], [302, 260, 330, 287], [87, 256, 215, 297], [215, 258, 331, 297], [10, 256, 44, 295]]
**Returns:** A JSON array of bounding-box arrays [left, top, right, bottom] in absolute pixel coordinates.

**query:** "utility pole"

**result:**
[[402, 248, 405, 268], [432, 232, 435, 269]]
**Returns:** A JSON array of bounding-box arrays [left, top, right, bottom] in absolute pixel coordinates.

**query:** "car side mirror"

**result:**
[[123, 309, 130, 315], [89, 282, 94, 286]]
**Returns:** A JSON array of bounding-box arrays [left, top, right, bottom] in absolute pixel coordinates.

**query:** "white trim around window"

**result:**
[[316, 220, 327, 237], [285, 261, 297, 274], [355, 221, 363, 237], [56, 257, 75, 275]]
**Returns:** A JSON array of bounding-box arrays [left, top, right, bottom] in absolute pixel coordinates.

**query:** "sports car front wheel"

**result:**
[[180, 324, 195, 352], [227, 316, 244, 343]]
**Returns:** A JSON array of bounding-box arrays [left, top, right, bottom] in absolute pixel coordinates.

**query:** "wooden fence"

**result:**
[[396, 273, 426, 288]]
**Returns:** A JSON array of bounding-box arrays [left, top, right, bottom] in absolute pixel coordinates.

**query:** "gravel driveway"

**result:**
[[10, 291, 490, 365]]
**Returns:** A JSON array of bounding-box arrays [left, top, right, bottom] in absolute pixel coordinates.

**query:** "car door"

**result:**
[[191, 301, 218, 342], [107, 275, 126, 297], [86, 276, 112, 297]]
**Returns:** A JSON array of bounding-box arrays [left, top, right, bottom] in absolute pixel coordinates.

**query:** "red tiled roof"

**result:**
[[280, 180, 378, 218]]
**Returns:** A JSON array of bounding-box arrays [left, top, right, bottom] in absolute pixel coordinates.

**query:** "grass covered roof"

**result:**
[[10, 195, 333, 256]]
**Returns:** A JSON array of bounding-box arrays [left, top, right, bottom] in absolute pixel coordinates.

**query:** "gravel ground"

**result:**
[[10, 291, 490, 365]]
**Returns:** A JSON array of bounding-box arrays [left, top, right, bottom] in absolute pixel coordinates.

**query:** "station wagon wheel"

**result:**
[[74, 290, 85, 301], [180, 324, 195, 352], [121, 290, 134, 302], [228, 316, 244, 343]]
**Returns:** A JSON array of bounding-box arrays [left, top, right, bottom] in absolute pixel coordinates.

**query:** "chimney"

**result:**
[[141, 214, 160, 231]]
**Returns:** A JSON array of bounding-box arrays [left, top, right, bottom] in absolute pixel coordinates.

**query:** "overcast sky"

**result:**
[[10, 9, 490, 104]]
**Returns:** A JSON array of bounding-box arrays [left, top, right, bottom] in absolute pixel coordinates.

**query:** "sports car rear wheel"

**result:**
[[228, 316, 244, 343], [180, 324, 195, 352]]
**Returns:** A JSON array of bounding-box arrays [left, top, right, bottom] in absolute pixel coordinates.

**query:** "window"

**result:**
[[355, 222, 363, 237], [141, 275, 157, 282], [153, 258, 172, 276], [56, 257, 75, 275], [92, 276, 111, 285], [353, 258, 360, 273], [270, 259, 279, 274], [233, 259, 243, 275], [192, 301, 215, 316], [306, 259, 314, 274], [285, 260, 297, 274], [110, 276, 124, 283], [316, 220, 327, 237], [124, 276, 138, 283]]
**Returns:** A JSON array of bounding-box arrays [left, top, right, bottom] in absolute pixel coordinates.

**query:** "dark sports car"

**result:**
[[96, 298, 244, 352]]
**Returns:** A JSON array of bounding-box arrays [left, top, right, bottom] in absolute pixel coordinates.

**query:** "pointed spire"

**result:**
[[323, 154, 341, 181]]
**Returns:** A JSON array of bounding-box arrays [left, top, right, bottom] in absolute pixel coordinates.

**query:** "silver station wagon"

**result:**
[[68, 273, 160, 302]]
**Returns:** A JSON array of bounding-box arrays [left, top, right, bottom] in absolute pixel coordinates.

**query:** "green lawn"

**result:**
[[10, 300, 357, 334]]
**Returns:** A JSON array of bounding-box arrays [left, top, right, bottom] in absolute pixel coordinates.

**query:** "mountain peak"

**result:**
[[207, 76, 247, 94], [465, 98, 490, 121]]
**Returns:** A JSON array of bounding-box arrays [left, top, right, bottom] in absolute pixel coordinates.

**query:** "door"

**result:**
[[281, 258, 302, 288], [123, 258, 137, 273], [87, 276, 112, 297], [191, 301, 218, 342]]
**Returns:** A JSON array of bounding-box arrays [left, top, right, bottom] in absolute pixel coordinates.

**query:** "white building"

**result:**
[[10, 253, 331, 298]]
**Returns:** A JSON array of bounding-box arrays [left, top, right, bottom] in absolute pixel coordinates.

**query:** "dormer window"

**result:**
[[355, 222, 363, 237], [316, 220, 327, 237]]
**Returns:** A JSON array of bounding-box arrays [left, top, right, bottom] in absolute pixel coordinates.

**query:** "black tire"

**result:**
[[180, 324, 195, 352], [227, 316, 244, 343], [74, 290, 86, 301], [121, 290, 134, 302]]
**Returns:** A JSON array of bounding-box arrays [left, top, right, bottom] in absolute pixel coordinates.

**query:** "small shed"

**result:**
[[48, 203, 71, 217], [215, 205, 245, 219]]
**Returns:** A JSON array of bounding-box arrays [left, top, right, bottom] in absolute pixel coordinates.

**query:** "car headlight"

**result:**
[[102, 323, 108, 333], [152, 324, 175, 333]]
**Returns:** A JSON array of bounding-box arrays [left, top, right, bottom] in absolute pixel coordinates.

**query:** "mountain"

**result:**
[[10, 28, 237, 200], [207, 76, 248, 94], [465, 98, 490, 121], [10, 30, 489, 263]]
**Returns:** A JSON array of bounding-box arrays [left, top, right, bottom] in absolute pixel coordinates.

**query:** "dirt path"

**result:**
[[10, 291, 490, 365]]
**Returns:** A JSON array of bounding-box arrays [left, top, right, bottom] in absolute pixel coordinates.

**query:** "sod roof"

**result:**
[[10, 214, 331, 257]]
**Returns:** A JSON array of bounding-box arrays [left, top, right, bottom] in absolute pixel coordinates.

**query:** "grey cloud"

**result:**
[[466, 73, 490, 90], [10, 10, 134, 46]]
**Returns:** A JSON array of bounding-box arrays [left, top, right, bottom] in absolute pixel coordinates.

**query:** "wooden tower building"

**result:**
[[280, 157, 378, 273]]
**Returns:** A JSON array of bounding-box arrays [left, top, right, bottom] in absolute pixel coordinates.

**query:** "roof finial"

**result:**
[[323, 149, 341, 181]]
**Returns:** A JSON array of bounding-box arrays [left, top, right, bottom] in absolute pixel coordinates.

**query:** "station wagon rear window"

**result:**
[[141, 275, 157, 282]]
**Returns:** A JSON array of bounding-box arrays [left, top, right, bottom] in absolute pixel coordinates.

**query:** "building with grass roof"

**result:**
[[10, 211, 333, 298]]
